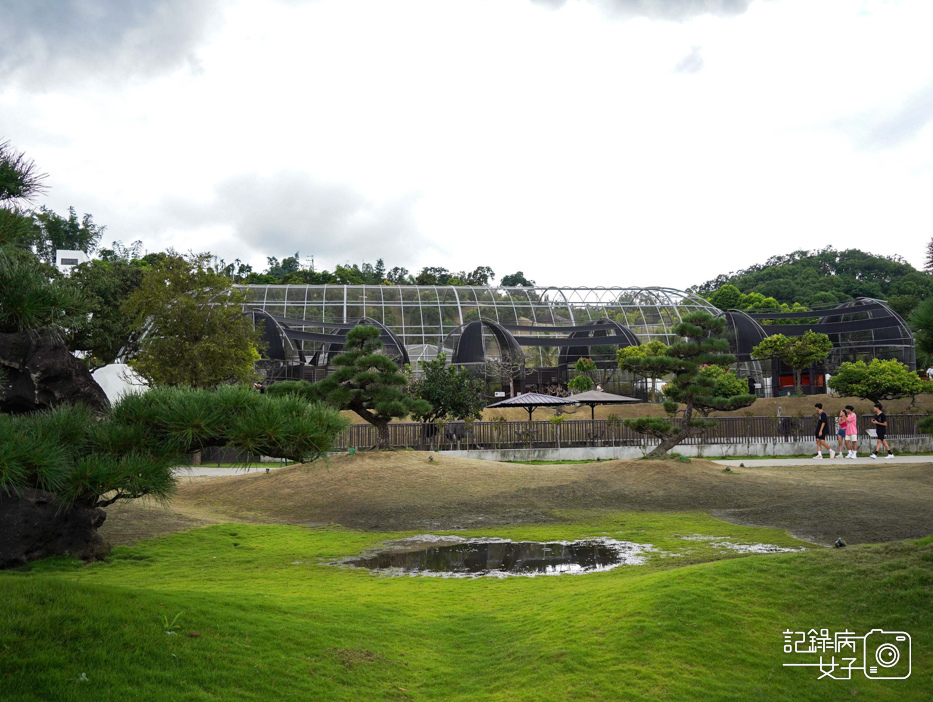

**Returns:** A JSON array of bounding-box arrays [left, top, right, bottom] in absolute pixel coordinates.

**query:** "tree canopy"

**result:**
[[278, 325, 431, 448], [618, 340, 670, 401], [693, 247, 933, 319], [567, 357, 597, 393], [66, 258, 144, 368], [0, 385, 347, 511], [123, 254, 261, 388], [0, 143, 87, 338], [909, 296, 933, 368], [622, 311, 755, 457], [827, 359, 923, 403], [236, 253, 509, 288], [751, 331, 833, 395], [409, 353, 485, 423]]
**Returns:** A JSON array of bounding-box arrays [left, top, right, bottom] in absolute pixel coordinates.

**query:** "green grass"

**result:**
[[2, 514, 931, 701]]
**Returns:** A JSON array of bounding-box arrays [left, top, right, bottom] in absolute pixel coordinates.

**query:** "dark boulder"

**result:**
[[0, 331, 108, 414], [0, 488, 110, 568]]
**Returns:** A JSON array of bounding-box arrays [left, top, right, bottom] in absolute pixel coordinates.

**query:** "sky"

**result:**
[[1, 0, 931, 289]]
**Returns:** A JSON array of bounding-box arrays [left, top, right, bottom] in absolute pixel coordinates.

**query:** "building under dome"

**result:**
[[241, 285, 718, 390], [242, 285, 915, 397], [722, 297, 915, 396]]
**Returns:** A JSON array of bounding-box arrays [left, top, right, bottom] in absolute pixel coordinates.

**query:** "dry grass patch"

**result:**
[[161, 451, 933, 546]]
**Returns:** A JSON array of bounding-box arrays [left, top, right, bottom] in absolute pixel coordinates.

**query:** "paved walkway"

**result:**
[[711, 455, 933, 467], [173, 464, 289, 477]]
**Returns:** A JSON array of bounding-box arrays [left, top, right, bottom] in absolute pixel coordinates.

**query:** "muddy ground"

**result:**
[[100, 452, 933, 548]]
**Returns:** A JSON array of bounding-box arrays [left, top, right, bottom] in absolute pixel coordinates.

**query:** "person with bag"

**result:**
[[844, 405, 858, 458]]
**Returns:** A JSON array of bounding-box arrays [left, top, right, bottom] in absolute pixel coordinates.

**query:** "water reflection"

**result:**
[[345, 538, 651, 577]]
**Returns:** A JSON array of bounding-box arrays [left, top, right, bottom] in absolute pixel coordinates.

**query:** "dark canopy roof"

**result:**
[[485, 392, 571, 420], [565, 389, 640, 419]]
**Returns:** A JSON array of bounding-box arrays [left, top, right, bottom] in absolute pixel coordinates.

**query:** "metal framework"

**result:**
[[240, 285, 718, 369]]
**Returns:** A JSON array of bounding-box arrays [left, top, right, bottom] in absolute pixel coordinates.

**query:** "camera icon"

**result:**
[[863, 629, 911, 679]]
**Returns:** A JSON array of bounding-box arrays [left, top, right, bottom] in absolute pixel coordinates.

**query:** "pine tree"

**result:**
[[926, 236, 933, 272], [312, 324, 431, 448], [622, 311, 756, 457]]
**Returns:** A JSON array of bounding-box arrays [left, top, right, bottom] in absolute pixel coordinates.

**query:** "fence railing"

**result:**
[[333, 415, 927, 451]]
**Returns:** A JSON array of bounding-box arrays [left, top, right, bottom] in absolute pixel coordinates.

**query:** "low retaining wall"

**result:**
[[442, 436, 933, 462]]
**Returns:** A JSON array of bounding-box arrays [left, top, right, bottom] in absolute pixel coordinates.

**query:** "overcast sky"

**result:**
[[2, 0, 930, 288]]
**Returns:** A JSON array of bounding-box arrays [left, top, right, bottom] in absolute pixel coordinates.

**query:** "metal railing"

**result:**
[[332, 415, 926, 451]]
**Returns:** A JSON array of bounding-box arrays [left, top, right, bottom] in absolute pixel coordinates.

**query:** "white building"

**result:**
[[55, 249, 90, 276]]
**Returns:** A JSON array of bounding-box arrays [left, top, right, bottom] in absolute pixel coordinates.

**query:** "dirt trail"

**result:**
[[98, 452, 933, 547]]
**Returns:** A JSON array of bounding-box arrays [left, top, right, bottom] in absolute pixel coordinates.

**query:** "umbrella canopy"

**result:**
[[566, 389, 641, 420], [485, 392, 571, 421]]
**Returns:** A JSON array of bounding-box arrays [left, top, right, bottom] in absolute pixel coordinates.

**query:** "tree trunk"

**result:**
[[376, 421, 390, 449], [794, 369, 803, 395], [647, 400, 696, 457]]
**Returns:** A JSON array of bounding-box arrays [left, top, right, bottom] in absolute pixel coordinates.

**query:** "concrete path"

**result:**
[[711, 455, 933, 467], [173, 464, 289, 477]]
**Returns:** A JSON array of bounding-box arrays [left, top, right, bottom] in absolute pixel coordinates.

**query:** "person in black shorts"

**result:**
[[870, 403, 893, 459], [813, 402, 833, 459]]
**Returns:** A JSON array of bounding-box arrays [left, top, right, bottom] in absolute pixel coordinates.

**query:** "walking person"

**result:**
[[870, 403, 894, 459], [835, 409, 848, 458], [813, 403, 834, 459], [844, 405, 858, 458]]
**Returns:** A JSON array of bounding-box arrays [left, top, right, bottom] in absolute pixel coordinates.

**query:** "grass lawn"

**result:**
[[2, 513, 931, 701]]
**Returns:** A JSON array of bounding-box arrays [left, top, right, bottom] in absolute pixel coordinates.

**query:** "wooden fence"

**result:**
[[333, 415, 927, 451]]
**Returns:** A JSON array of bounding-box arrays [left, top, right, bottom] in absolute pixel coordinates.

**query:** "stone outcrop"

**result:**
[[0, 331, 108, 414], [0, 488, 110, 568]]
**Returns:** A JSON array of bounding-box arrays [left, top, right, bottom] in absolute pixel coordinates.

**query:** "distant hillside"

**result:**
[[690, 247, 931, 317]]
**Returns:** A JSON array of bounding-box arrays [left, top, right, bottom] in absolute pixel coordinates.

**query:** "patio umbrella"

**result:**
[[485, 392, 571, 421], [565, 389, 641, 420]]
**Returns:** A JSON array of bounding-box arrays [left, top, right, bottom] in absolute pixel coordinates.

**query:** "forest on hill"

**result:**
[[690, 246, 932, 318]]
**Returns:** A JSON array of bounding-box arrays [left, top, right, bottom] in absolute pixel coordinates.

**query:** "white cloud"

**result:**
[[1, 0, 930, 287]]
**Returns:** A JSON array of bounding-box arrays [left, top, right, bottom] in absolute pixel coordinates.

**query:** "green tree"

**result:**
[[909, 296, 933, 367], [0, 141, 46, 251], [827, 359, 923, 403], [926, 236, 933, 272], [500, 271, 535, 287], [666, 364, 751, 417], [0, 385, 348, 564], [308, 324, 430, 448], [706, 284, 742, 310], [751, 331, 833, 395], [0, 140, 46, 204], [409, 354, 485, 422], [622, 311, 755, 457], [123, 254, 261, 388], [618, 340, 669, 401], [0, 142, 87, 338], [66, 258, 144, 368], [568, 357, 597, 393], [693, 246, 933, 318], [30, 206, 104, 264], [0, 247, 87, 335]]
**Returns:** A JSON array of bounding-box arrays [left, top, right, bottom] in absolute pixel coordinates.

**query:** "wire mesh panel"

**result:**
[[241, 285, 719, 369]]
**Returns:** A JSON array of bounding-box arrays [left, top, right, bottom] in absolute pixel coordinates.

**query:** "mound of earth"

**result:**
[[163, 452, 933, 546]]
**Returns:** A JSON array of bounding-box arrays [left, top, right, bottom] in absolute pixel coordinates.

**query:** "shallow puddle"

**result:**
[[677, 535, 804, 553], [341, 536, 653, 577]]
